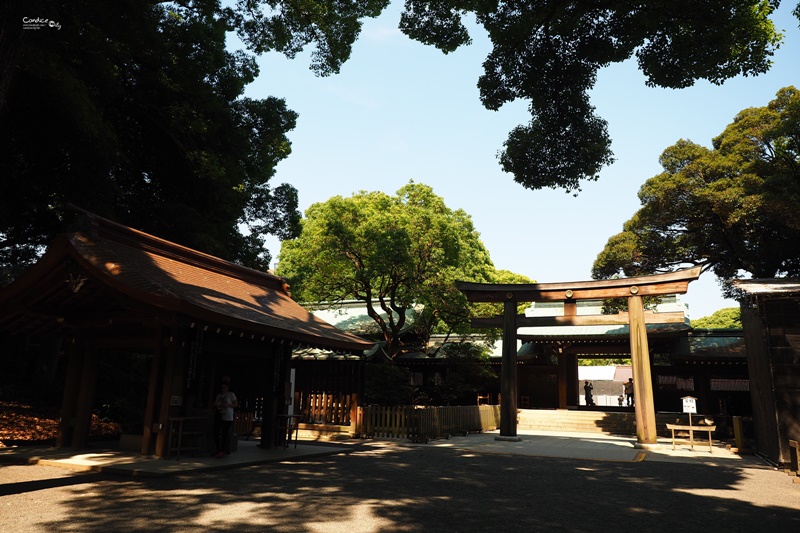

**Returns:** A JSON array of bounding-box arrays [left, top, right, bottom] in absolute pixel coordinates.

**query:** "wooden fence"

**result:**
[[233, 411, 256, 436], [294, 392, 354, 425], [356, 405, 501, 443], [235, 403, 501, 442]]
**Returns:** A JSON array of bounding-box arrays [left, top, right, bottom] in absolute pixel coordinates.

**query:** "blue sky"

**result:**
[[244, 4, 800, 320]]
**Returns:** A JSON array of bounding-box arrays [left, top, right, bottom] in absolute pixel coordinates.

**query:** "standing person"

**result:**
[[583, 381, 594, 406], [624, 377, 634, 407], [212, 378, 237, 458]]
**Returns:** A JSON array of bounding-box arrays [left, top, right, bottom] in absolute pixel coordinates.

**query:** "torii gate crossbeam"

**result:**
[[456, 266, 702, 445]]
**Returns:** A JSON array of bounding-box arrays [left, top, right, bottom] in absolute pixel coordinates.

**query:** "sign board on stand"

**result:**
[[682, 396, 697, 426]]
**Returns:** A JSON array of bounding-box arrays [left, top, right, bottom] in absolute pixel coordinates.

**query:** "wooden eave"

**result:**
[[733, 278, 800, 296]]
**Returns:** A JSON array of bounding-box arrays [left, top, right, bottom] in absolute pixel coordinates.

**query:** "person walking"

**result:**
[[212, 378, 238, 458], [624, 377, 634, 407]]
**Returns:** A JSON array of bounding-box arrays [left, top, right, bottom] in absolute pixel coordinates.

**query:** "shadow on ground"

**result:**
[[5, 441, 799, 532]]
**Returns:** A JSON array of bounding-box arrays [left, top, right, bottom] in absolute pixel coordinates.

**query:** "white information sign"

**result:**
[[682, 396, 697, 414]]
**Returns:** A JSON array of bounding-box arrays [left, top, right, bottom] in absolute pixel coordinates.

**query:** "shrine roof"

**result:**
[[0, 210, 373, 352], [733, 278, 800, 296]]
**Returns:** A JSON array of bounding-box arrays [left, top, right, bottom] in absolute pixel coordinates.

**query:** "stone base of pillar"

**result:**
[[495, 435, 522, 442]]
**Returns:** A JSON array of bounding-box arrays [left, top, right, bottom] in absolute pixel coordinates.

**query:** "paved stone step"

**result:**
[[517, 410, 711, 437]]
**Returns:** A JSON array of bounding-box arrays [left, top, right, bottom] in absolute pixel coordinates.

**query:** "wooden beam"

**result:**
[[457, 266, 702, 303], [22, 307, 163, 328], [562, 346, 634, 356], [472, 311, 687, 328]]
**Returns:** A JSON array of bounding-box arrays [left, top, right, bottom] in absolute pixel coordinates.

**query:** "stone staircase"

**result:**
[[517, 409, 706, 437]]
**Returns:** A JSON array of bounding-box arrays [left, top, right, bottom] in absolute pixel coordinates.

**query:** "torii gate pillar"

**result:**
[[498, 300, 521, 440], [628, 294, 657, 444]]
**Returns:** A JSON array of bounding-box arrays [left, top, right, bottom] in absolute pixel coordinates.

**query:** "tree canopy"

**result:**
[[592, 86, 800, 295], [2, 1, 795, 283], [691, 308, 743, 329], [276, 182, 500, 357], [399, 0, 787, 193], [0, 1, 314, 283]]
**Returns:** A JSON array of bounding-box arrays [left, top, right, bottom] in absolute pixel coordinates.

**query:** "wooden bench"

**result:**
[[666, 423, 716, 453], [789, 439, 800, 483]]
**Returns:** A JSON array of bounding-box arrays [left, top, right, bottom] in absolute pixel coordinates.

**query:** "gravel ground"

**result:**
[[1, 441, 799, 532]]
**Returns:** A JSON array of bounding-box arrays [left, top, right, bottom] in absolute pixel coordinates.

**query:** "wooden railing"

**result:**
[[233, 411, 256, 436], [356, 405, 501, 442], [236, 404, 501, 442], [295, 392, 354, 425]]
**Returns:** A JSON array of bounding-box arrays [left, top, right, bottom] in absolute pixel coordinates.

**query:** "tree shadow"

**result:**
[[27, 443, 800, 532], [0, 469, 103, 497]]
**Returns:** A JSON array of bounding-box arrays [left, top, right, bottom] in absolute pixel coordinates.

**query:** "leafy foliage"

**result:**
[[0, 401, 121, 445], [232, 0, 390, 76], [399, 0, 785, 192], [578, 358, 630, 366], [691, 307, 743, 329], [593, 87, 800, 295], [1, 2, 792, 279], [465, 269, 535, 340], [0, 1, 304, 282], [363, 363, 416, 406], [364, 342, 497, 406], [418, 342, 497, 406], [276, 182, 496, 357]]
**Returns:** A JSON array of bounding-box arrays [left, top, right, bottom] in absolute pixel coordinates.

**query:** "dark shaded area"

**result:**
[[0, 470, 103, 497]]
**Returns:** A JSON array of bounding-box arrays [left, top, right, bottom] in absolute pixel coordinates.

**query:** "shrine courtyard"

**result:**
[[1, 430, 799, 532]]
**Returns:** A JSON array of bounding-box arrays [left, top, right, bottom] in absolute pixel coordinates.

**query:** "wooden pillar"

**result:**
[[56, 337, 82, 448], [141, 327, 165, 456], [566, 354, 579, 407], [260, 341, 289, 449], [498, 299, 519, 439], [741, 301, 781, 464], [557, 353, 568, 409], [349, 393, 359, 435], [694, 366, 712, 416], [560, 301, 579, 408], [71, 345, 98, 448], [155, 331, 179, 458], [628, 294, 657, 444]]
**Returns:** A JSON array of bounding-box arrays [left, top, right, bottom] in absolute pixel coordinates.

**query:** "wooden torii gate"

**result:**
[[456, 266, 702, 445]]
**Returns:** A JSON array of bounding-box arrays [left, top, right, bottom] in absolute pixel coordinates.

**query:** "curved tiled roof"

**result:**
[[0, 210, 373, 352]]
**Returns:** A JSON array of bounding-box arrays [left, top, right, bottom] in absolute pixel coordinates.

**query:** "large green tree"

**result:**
[[2, 1, 794, 284], [234, 0, 789, 193], [276, 182, 497, 358], [0, 1, 309, 283], [399, 0, 788, 192], [1, 1, 791, 213], [593, 87, 800, 294], [691, 308, 743, 329]]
